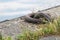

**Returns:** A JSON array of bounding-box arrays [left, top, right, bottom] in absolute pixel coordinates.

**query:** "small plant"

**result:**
[[56, 18, 60, 33], [16, 30, 31, 40], [1, 36, 12, 40], [4, 36, 12, 40], [16, 30, 40, 40], [0, 32, 2, 40]]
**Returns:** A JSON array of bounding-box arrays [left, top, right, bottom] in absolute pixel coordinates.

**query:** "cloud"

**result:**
[[17, 0, 59, 3], [0, 1, 46, 13], [0, 0, 16, 2], [17, 0, 37, 2], [0, 0, 60, 16], [17, 0, 60, 7], [0, 2, 40, 11], [0, 10, 32, 16], [0, 0, 60, 11]]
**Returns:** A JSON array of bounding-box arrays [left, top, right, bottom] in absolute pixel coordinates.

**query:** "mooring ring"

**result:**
[[24, 12, 51, 23]]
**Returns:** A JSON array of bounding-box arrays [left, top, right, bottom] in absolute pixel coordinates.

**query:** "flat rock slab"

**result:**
[[1, 19, 37, 37]]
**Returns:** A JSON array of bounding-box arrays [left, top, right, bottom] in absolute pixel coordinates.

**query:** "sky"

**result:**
[[0, 0, 60, 21]]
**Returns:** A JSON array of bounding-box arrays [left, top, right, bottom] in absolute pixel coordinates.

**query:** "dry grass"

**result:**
[[16, 17, 60, 40]]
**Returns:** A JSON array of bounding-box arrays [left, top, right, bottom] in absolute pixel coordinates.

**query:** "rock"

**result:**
[[0, 5, 60, 40]]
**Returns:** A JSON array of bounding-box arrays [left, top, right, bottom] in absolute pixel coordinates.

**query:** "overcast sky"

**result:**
[[0, 0, 60, 21]]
